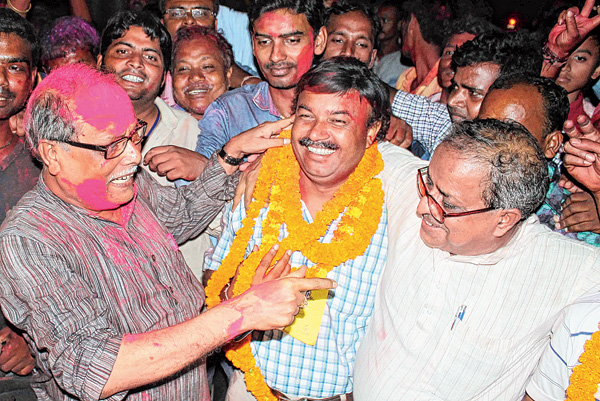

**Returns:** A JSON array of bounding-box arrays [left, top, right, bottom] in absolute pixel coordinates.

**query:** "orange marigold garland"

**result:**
[[566, 322, 600, 401], [205, 129, 385, 401]]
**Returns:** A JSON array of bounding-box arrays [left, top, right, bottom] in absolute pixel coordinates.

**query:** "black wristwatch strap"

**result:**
[[218, 146, 245, 166]]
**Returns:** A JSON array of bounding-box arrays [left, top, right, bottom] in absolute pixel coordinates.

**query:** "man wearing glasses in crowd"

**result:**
[[354, 119, 600, 400]]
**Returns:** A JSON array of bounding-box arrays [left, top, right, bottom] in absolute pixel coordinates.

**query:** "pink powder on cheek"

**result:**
[[296, 40, 314, 80], [75, 179, 121, 210], [338, 91, 369, 126], [73, 82, 135, 136]]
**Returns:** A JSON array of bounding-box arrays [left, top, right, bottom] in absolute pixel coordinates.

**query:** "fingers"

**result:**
[[576, 114, 600, 140], [285, 265, 307, 279], [291, 277, 337, 292], [385, 117, 413, 148], [581, 0, 595, 18], [564, 138, 599, 166], [564, 119, 583, 139], [252, 245, 292, 286], [142, 145, 171, 164], [564, 9, 580, 38]]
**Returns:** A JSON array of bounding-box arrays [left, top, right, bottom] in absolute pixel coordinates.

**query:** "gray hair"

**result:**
[[439, 119, 549, 219]]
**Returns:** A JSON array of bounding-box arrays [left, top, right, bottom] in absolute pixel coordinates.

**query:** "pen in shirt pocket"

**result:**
[[450, 305, 467, 330]]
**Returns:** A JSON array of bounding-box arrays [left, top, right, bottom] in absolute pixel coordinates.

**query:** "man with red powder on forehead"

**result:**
[[0, 63, 335, 401], [195, 0, 327, 160]]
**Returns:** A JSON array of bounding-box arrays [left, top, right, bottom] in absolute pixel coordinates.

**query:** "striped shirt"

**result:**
[[0, 155, 238, 401], [354, 143, 600, 401], [205, 148, 390, 398], [526, 292, 600, 401]]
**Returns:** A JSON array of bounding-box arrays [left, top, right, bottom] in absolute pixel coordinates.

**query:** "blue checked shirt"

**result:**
[[205, 197, 388, 398], [392, 90, 452, 159]]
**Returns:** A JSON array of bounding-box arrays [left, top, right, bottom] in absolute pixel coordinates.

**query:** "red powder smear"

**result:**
[[75, 179, 121, 210], [337, 90, 368, 126], [227, 315, 244, 338], [166, 233, 179, 252], [296, 36, 315, 80], [73, 83, 135, 136]]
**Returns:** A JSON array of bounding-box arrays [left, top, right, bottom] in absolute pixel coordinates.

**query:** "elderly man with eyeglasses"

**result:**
[[0, 63, 335, 401], [352, 118, 600, 400]]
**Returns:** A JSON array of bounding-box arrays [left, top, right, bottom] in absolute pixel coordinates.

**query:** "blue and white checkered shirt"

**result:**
[[392, 90, 452, 157], [205, 197, 388, 398]]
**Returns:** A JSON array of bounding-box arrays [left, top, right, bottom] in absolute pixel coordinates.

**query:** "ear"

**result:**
[[492, 208, 522, 238], [542, 130, 563, 159], [366, 121, 382, 147], [225, 65, 233, 87], [592, 64, 600, 80], [407, 14, 417, 43], [368, 49, 377, 69], [29, 66, 37, 90], [96, 54, 103, 69], [38, 140, 63, 176], [313, 26, 328, 56]]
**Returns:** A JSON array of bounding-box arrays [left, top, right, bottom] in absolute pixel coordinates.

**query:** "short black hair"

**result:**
[[489, 73, 569, 139], [398, 0, 446, 48], [0, 8, 40, 67], [296, 56, 390, 141], [326, 0, 381, 49], [172, 25, 234, 73], [248, 0, 325, 38], [101, 10, 172, 73], [158, 0, 220, 15], [442, 16, 498, 47], [452, 31, 543, 82]]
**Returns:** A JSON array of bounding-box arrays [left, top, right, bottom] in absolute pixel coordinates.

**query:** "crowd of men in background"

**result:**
[[2, 0, 600, 400]]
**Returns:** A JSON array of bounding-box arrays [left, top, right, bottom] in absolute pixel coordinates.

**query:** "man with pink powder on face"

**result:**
[[0, 63, 335, 401], [195, 0, 327, 160]]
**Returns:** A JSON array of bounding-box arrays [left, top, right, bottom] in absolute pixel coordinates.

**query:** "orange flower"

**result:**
[[566, 321, 600, 401]]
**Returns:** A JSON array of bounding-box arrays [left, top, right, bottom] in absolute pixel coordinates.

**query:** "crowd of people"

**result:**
[[1, 0, 600, 400]]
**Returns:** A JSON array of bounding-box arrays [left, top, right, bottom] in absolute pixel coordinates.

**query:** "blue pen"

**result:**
[[451, 305, 467, 330]]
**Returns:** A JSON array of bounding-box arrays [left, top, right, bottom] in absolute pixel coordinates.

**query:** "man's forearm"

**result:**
[[101, 297, 251, 398]]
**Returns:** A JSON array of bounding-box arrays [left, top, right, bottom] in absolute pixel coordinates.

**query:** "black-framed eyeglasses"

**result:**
[[62, 119, 148, 160], [164, 7, 216, 20], [417, 166, 495, 224]]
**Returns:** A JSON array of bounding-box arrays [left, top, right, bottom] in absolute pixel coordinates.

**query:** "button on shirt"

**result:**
[[205, 179, 388, 398], [0, 156, 239, 401], [196, 82, 280, 158]]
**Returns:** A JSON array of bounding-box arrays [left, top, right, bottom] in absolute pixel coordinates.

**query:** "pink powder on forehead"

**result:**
[[73, 82, 135, 135]]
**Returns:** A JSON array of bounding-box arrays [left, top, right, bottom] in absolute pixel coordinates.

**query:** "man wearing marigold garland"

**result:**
[[204, 57, 397, 400]]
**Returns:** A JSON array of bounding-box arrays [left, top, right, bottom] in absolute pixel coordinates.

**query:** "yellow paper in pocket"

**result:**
[[283, 288, 329, 346]]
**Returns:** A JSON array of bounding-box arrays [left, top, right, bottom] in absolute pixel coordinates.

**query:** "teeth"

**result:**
[[112, 174, 133, 183], [188, 89, 208, 95], [308, 146, 335, 155], [122, 75, 143, 83]]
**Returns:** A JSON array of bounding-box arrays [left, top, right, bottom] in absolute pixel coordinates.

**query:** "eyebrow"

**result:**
[[254, 31, 305, 39], [298, 104, 351, 117], [461, 82, 485, 94], [169, 5, 211, 10], [0, 56, 30, 63], [113, 41, 161, 56], [575, 48, 593, 56]]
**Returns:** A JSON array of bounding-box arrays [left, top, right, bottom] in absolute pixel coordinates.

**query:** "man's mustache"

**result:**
[[299, 137, 339, 150]]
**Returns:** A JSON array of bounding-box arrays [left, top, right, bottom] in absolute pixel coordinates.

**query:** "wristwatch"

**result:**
[[218, 146, 245, 166]]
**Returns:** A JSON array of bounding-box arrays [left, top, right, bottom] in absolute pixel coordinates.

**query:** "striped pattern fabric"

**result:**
[[0, 156, 238, 401], [527, 292, 600, 401], [205, 151, 390, 398], [353, 143, 600, 401]]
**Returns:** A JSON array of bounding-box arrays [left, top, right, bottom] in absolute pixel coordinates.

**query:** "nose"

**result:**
[[126, 51, 144, 69], [123, 135, 142, 165], [0, 66, 7, 86], [416, 193, 430, 218], [563, 57, 573, 72], [190, 67, 206, 82], [447, 88, 465, 109], [307, 118, 331, 141], [340, 41, 352, 57], [270, 42, 285, 63], [183, 10, 196, 26]]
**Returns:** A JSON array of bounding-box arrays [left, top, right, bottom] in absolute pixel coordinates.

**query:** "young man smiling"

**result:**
[[196, 0, 327, 159]]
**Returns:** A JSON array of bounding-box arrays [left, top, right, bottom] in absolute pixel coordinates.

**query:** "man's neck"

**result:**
[[133, 99, 159, 125], [409, 40, 440, 91], [299, 174, 344, 219], [0, 120, 17, 163], [268, 86, 297, 118], [379, 37, 400, 58]]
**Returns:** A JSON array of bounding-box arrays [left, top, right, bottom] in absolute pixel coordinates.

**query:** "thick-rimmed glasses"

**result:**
[[417, 166, 494, 224], [164, 7, 216, 20], [62, 119, 148, 160]]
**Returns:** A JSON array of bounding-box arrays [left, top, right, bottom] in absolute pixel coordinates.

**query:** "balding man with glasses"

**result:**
[[0, 63, 334, 401], [354, 119, 600, 400]]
